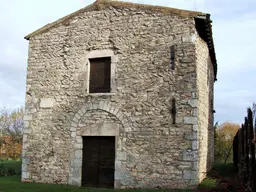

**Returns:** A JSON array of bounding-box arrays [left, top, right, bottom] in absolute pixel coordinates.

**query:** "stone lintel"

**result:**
[[79, 122, 119, 136]]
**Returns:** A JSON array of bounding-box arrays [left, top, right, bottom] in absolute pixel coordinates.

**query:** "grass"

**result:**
[[198, 178, 217, 190], [198, 162, 244, 192], [0, 175, 196, 192]]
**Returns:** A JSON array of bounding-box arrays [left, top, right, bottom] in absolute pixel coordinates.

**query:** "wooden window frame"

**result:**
[[85, 50, 117, 95], [89, 57, 111, 93]]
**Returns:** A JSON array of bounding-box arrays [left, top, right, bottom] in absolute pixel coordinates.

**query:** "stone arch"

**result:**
[[68, 101, 131, 186], [70, 101, 131, 134]]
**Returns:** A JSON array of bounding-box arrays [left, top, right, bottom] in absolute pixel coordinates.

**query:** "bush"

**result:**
[[214, 122, 240, 162], [0, 160, 6, 176], [0, 160, 18, 176]]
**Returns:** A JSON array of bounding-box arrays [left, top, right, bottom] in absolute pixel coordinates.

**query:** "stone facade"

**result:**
[[196, 37, 215, 182], [22, 0, 217, 189]]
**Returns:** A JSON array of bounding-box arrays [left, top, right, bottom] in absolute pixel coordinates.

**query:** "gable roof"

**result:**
[[24, 0, 217, 80]]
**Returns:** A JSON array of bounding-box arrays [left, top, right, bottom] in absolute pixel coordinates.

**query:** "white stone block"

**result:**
[[22, 171, 30, 179], [184, 117, 197, 125], [22, 164, 27, 172], [73, 159, 82, 167], [70, 126, 76, 132], [92, 104, 99, 109], [113, 108, 119, 115], [40, 98, 54, 108], [73, 117, 79, 123], [87, 103, 93, 110], [81, 106, 87, 114], [24, 121, 30, 128], [71, 132, 76, 138], [87, 49, 114, 59], [193, 125, 198, 131], [183, 170, 197, 180], [192, 109, 197, 116], [102, 103, 110, 111], [76, 136, 82, 144], [75, 150, 82, 159], [192, 92, 197, 98], [192, 141, 198, 150], [116, 112, 123, 120], [74, 113, 81, 120], [188, 99, 197, 108], [112, 55, 119, 63], [77, 109, 83, 116], [24, 115, 33, 121], [116, 151, 127, 161], [71, 122, 77, 127], [182, 33, 196, 43], [23, 128, 31, 134], [184, 132, 197, 140], [75, 143, 82, 149], [99, 101, 105, 109], [22, 135, 27, 143], [125, 127, 132, 132], [183, 150, 197, 161], [192, 161, 198, 170]]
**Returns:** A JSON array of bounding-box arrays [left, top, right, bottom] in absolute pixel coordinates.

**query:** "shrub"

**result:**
[[214, 122, 240, 162], [0, 160, 6, 176]]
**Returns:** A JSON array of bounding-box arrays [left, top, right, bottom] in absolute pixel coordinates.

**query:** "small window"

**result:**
[[89, 57, 111, 93]]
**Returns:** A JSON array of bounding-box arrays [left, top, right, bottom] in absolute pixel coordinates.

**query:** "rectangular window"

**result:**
[[89, 57, 111, 93]]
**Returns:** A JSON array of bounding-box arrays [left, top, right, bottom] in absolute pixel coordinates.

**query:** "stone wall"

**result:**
[[22, 5, 212, 188], [195, 36, 214, 182]]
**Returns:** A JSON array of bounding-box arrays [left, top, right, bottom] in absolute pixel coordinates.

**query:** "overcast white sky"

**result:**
[[0, 0, 255, 124]]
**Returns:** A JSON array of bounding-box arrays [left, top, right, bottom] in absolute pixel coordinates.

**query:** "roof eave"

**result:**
[[195, 14, 218, 81], [24, 0, 205, 40]]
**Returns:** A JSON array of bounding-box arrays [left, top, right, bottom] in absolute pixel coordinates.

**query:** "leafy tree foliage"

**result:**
[[214, 122, 240, 162], [0, 107, 24, 159]]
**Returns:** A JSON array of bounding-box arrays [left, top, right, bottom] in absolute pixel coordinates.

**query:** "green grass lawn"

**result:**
[[198, 178, 217, 190], [0, 176, 196, 192]]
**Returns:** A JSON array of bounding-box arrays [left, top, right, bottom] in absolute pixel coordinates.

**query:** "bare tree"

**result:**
[[0, 107, 24, 144], [252, 102, 256, 129]]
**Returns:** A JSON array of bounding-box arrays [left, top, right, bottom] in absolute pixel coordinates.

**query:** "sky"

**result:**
[[0, 0, 255, 124]]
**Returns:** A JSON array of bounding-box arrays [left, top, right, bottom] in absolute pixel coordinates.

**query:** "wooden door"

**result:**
[[82, 136, 115, 188]]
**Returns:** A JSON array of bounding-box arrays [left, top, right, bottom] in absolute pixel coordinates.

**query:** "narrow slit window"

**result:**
[[89, 57, 111, 93], [170, 45, 175, 70]]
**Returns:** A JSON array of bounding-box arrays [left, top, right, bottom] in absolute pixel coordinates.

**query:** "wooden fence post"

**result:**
[[233, 108, 256, 191], [248, 109, 256, 191]]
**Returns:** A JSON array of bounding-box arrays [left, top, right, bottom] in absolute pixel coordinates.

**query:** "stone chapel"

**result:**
[[22, 0, 217, 189]]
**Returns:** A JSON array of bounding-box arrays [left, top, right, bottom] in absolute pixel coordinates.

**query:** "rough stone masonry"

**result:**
[[22, 0, 217, 189]]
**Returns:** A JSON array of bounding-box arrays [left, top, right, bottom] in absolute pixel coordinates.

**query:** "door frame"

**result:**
[[68, 122, 125, 188], [68, 102, 131, 188]]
